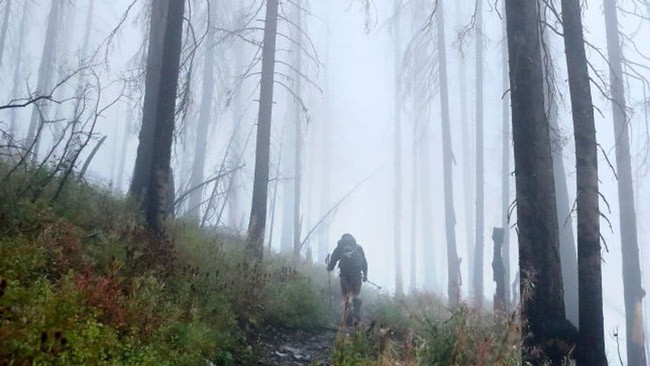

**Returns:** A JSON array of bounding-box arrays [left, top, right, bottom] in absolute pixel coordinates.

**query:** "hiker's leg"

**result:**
[[351, 275, 362, 321]]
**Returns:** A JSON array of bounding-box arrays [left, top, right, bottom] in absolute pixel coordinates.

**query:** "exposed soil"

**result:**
[[255, 325, 339, 365]]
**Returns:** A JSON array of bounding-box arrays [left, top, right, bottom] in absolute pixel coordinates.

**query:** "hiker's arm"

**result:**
[[327, 247, 340, 271], [360, 247, 368, 281]]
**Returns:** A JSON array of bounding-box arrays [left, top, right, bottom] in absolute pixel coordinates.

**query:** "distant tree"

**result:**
[[436, 0, 461, 304], [187, 6, 218, 221], [25, 0, 66, 155], [504, 0, 573, 363], [292, 0, 304, 260], [393, 0, 404, 295], [247, 0, 280, 259], [472, 0, 485, 302], [8, 0, 30, 137], [603, 0, 647, 364], [499, 2, 511, 305], [559, 0, 607, 364], [0, 0, 11, 69], [130, 0, 185, 235]]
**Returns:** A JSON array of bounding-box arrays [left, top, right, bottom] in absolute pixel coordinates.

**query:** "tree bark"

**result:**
[[472, 0, 485, 302], [436, 0, 460, 305], [603, 1, 647, 364], [247, 0, 280, 260], [504, 0, 571, 363], [129, 0, 169, 205], [135, 0, 185, 235], [560, 0, 607, 364], [492, 227, 506, 313], [393, 0, 404, 295]]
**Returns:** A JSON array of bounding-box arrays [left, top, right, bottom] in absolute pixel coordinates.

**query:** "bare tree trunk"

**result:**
[[437, 0, 460, 305], [9, 0, 29, 137], [228, 2, 245, 229], [500, 6, 511, 305], [472, 0, 485, 302], [492, 227, 506, 312], [115, 116, 130, 193], [139, 0, 185, 235], [317, 0, 332, 263], [456, 0, 474, 291], [560, 0, 606, 364], [187, 15, 216, 221], [603, 1, 647, 364], [130, 0, 169, 205], [26, 0, 65, 154], [420, 128, 437, 292], [540, 4, 580, 327], [247, 0, 280, 260], [393, 0, 404, 295], [505, 0, 572, 362], [292, 0, 303, 260], [0, 0, 11, 69]]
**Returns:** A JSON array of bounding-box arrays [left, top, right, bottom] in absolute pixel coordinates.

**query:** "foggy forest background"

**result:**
[[1, 0, 650, 364]]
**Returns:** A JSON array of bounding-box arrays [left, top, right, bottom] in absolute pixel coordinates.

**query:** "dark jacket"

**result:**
[[327, 238, 368, 279]]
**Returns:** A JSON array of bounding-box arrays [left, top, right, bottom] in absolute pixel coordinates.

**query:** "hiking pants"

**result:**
[[339, 272, 362, 298]]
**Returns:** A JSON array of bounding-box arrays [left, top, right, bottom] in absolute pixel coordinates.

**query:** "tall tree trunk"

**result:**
[[228, 2, 245, 229], [247, 0, 280, 260], [292, 0, 303, 260], [0, 0, 11, 69], [143, 0, 185, 235], [26, 0, 65, 155], [130, 0, 169, 205], [540, 4, 580, 327], [420, 128, 437, 292], [560, 0, 606, 364], [504, 0, 571, 363], [318, 0, 332, 263], [9, 0, 29, 137], [603, 1, 647, 364], [187, 17, 216, 221], [500, 5, 511, 305], [393, 0, 404, 295], [437, 0, 460, 304], [492, 227, 506, 312], [472, 0, 485, 302], [115, 115, 130, 193]]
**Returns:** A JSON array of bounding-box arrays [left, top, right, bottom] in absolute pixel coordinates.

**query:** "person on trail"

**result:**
[[326, 233, 368, 325]]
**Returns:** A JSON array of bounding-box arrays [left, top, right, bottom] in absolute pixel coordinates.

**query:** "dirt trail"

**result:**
[[256, 325, 339, 365]]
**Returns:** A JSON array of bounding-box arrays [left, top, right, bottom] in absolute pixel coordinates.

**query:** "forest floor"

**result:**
[[254, 324, 338, 365]]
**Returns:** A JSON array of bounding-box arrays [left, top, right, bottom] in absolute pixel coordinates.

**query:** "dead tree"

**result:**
[[603, 0, 647, 364], [500, 3, 511, 305], [0, 0, 11, 69], [492, 227, 506, 313], [393, 0, 404, 294], [436, 0, 461, 304], [560, 0, 607, 364], [504, 0, 574, 363], [247, 0, 279, 260]]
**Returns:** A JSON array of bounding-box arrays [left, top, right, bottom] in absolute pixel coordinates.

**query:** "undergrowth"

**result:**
[[0, 164, 333, 365]]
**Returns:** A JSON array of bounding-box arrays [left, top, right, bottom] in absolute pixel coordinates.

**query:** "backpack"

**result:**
[[338, 242, 364, 273]]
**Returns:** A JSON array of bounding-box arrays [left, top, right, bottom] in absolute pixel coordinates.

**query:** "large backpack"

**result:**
[[338, 242, 364, 273]]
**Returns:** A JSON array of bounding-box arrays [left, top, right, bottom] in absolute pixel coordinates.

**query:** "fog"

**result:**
[[2, 0, 649, 363]]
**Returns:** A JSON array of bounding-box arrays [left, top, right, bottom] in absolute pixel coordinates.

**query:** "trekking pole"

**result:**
[[365, 279, 382, 290]]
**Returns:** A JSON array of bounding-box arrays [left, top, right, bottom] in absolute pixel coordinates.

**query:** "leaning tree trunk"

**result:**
[[472, 0, 485, 302], [560, 0, 607, 364], [0, 0, 12, 69], [187, 16, 217, 221], [143, 0, 185, 235], [25, 0, 65, 155], [247, 0, 280, 260], [393, 0, 404, 295], [504, 0, 571, 363], [603, 1, 647, 364], [436, 0, 460, 305], [130, 0, 169, 205]]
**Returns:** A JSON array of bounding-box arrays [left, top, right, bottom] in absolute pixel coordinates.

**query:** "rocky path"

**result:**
[[256, 325, 339, 365]]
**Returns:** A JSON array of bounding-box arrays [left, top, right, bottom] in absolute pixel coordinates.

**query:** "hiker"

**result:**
[[326, 233, 368, 325]]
